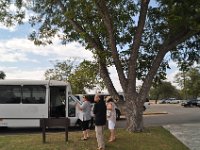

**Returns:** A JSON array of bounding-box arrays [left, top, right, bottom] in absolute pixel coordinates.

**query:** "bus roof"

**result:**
[[0, 79, 69, 86]]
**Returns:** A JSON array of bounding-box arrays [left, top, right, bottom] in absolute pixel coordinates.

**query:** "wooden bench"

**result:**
[[40, 118, 70, 143]]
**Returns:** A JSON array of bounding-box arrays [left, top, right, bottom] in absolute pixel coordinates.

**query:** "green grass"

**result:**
[[0, 127, 189, 150]]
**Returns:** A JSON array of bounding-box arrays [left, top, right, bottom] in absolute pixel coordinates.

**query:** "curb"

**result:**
[[143, 111, 168, 115], [119, 112, 168, 119]]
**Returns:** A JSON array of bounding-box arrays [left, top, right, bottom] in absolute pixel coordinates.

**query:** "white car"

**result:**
[[169, 99, 181, 104], [166, 98, 180, 104]]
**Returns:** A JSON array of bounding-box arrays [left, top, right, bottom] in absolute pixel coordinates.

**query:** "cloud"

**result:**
[[0, 51, 30, 62], [0, 37, 93, 63], [166, 70, 179, 85], [0, 36, 95, 85], [0, 66, 45, 80]]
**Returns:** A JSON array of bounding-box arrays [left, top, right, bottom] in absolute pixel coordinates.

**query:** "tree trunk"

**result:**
[[125, 94, 144, 132]]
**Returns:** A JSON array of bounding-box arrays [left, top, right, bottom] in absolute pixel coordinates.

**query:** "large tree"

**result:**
[[1, 0, 200, 132]]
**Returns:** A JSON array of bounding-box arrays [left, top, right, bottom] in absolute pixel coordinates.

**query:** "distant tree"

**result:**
[[44, 59, 76, 81], [174, 72, 188, 99], [175, 67, 200, 99], [185, 68, 200, 99], [69, 60, 104, 94], [0, 71, 6, 79], [149, 81, 179, 100], [44, 59, 104, 93]]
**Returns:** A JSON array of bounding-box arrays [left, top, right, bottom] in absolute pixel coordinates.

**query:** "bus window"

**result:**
[[75, 95, 80, 100], [68, 96, 76, 117], [22, 85, 46, 104], [0, 85, 21, 104]]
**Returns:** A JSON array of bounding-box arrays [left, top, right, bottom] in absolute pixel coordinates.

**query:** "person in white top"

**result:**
[[106, 96, 117, 142]]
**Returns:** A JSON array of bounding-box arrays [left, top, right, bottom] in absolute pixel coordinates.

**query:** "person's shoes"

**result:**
[[108, 138, 116, 142], [97, 147, 104, 150], [81, 137, 87, 140]]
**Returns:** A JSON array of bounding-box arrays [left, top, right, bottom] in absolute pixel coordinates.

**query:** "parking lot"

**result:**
[[116, 104, 200, 150], [144, 104, 200, 126], [116, 103, 200, 128]]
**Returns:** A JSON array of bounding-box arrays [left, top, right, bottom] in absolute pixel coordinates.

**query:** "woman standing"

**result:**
[[77, 95, 91, 140], [106, 96, 117, 142]]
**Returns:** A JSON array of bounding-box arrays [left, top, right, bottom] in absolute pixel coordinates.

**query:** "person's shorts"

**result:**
[[108, 120, 115, 130], [81, 120, 90, 131]]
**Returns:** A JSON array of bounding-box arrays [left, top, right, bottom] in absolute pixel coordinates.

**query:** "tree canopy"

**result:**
[[44, 59, 104, 94], [1, 0, 200, 132], [175, 67, 200, 99], [149, 81, 180, 100]]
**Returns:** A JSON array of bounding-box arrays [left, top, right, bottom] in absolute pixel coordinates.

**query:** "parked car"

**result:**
[[182, 99, 200, 107], [181, 100, 188, 106], [197, 101, 200, 107], [164, 98, 179, 104], [159, 98, 180, 104], [168, 99, 181, 104], [158, 99, 167, 104]]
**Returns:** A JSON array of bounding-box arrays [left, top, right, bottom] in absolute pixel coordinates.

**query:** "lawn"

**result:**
[[0, 127, 189, 150]]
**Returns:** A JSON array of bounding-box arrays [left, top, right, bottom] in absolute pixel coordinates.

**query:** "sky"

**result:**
[[0, 2, 180, 93]]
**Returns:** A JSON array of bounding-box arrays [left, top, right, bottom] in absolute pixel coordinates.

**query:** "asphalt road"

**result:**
[[116, 104, 200, 128]]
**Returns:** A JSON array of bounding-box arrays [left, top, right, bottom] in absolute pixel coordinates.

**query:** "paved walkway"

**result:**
[[164, 123, 200, 150]]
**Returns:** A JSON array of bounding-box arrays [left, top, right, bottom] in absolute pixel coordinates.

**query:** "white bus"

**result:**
[[0, 79, 81, 127]]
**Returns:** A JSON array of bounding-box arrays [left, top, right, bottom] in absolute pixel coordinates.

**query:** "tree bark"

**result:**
[[125, 93, 144, 132]]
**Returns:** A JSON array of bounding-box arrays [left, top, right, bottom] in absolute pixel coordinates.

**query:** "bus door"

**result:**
[[49, 86, 66, 118], [67, 95, 81, 126]]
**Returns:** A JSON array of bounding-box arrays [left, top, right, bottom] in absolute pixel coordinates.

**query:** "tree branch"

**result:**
[[95, 0, 128, 91], [140, 29, 199, 99], [57, 0, 119, 96], [127, 0, 150, 93]]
